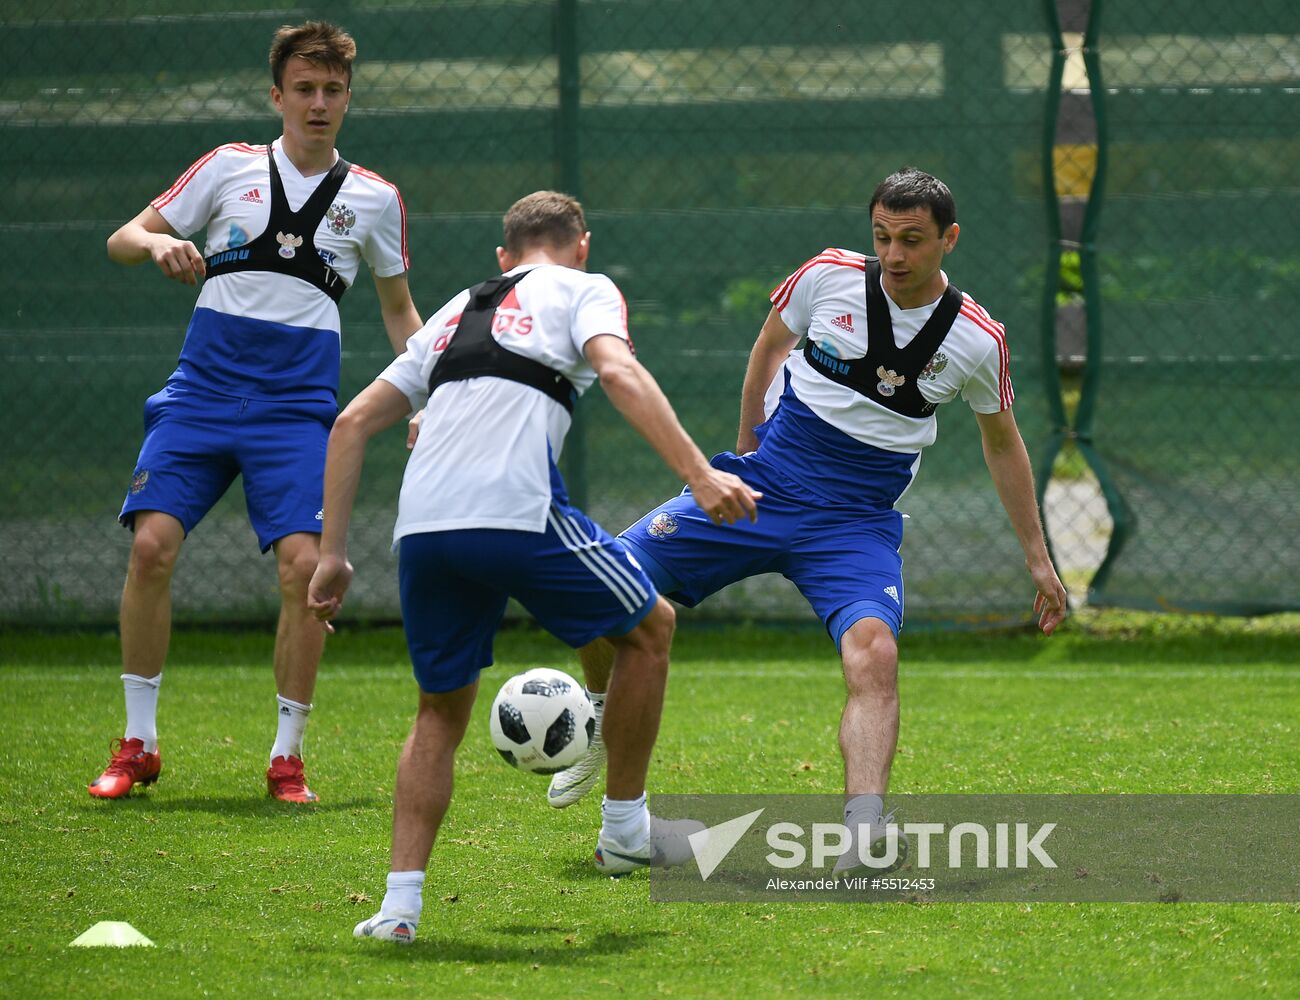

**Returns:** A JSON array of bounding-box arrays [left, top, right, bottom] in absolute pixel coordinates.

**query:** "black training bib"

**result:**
[[204, 148, 351, 303], [802, 257, 962, 418]]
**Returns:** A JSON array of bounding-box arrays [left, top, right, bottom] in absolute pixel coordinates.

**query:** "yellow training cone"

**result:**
[[70, 922, 154, 948]]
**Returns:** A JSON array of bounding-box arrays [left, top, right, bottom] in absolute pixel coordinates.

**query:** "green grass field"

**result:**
[[2, 615, 1297, 998]]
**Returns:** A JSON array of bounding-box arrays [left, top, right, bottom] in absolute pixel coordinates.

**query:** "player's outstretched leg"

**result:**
[[354, 682, 477, 944], [548, 640, 613, 808]]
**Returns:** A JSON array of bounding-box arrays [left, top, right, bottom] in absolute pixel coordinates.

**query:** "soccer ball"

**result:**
[[488, 668, 595, 774]]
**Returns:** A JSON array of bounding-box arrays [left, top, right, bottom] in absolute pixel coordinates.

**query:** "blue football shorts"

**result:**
[[620, 452, 905, 648], [398, 504, 658, 694], [119, 383, 335, 552]]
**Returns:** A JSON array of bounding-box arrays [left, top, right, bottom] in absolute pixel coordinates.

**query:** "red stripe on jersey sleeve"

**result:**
[[770, 248, 865, 307], [960, 298, 1011, 409], [770, 248, 867, 312], [350, 165, 409, 270], [151, 143, 262, 210]]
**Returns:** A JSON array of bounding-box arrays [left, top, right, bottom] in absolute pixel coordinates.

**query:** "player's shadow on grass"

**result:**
[[361, 926, 670, 965], [87, 795, 384, 815]]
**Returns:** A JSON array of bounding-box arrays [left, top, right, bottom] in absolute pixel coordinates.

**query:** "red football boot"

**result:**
[[88, 737, 162, 799], [267, 755, 318, 803]]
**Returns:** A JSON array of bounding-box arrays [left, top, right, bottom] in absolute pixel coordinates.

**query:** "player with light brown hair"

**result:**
[[91, 20, 421, 804], [309, 190, 759, 942]]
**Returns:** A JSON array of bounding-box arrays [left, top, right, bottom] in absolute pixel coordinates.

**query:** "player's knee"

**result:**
[[276, 548, 318, 596], [841, 619, 898, 697], [641, 597, 677, 653], [127, 523, 181, 583], [416, 685, 478, 741], [614, 597, 675, 662]]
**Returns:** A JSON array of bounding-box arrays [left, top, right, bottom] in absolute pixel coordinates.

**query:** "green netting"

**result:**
[[15, 0, 1259, 629], [1083, 0, 1300, 613]]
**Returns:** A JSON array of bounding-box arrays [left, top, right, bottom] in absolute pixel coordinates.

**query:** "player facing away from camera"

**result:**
[[307, 191, 760, 943], [549, 168, 1068, 873], [90, 21, 422, 803]]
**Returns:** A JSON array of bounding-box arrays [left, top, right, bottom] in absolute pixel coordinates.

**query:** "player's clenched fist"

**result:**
[[150, 235, 206, 286]]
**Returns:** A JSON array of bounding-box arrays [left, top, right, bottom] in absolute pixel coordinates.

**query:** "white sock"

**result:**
[[844, 793, 885, 828], [121, 673, 161, 752], [382, 870, 425, 920], [270, 695, 312, 763], [602, 793, 650, 847]]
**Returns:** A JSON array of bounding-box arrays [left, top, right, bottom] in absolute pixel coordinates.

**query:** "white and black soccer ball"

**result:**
[[489, 668, 595, 774]]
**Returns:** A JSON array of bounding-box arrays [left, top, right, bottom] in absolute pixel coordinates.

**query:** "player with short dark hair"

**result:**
[[547, 167, 1068, 875], [90, 20, 422, 804], [308, 190, 760, 943]]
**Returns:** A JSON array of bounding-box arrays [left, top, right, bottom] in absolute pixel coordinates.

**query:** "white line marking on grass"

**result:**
[[4, 666, 1294, 683], [671, 667, 1297, 681], [0, 667, 412, 682]]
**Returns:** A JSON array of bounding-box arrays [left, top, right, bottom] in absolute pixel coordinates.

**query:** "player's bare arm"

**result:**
[[975, 408, 1068, 635], [736, 308, 799, 455], [370, 272, 425, 448], [584, 333, 761, 526], [106, 206, 206, 286], [308, 379, 411, 621], [373, 272, 423, 355]]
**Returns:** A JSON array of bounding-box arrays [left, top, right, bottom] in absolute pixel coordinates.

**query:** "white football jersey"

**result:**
[[379, 263, 630, 538], [153, 138, 408, 337], [770, 247, 1012, 453]]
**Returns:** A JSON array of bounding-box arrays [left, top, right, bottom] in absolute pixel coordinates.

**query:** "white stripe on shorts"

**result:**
[[547, 507, 649, 614]]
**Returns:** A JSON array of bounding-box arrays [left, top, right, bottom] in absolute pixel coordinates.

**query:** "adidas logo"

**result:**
[[830, 313, 855, 333], [238, 188, 263, 203], [884, 585, 900, 605]]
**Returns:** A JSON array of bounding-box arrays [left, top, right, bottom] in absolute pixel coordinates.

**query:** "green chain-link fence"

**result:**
[[1073, 0, 1300, 614], [1, 0, 1296, 627]]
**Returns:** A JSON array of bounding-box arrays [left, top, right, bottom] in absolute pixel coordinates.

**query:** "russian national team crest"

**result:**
[[276, 231, 303, 259], [876, 366, 906, 397], [130, 470, 149, 495], [647, 512, 679, 539], [327, 202, 356, 236], [919, 352, 949, 382]]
